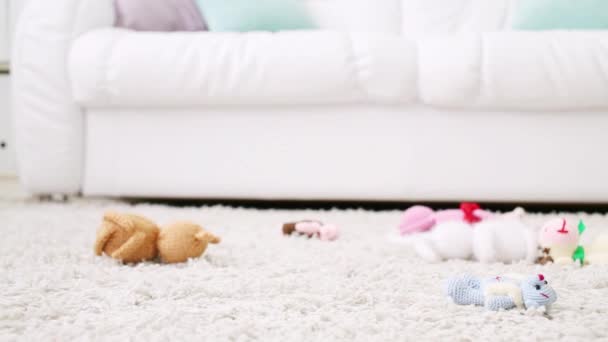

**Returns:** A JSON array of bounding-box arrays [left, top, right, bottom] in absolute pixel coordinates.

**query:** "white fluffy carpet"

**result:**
[[2, 200, 608, 341]]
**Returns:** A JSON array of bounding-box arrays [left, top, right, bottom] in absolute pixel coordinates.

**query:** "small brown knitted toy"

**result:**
[[536, 247, 554, 265], [94, 212, 160, 263], [157, 222, 221, 264], [282, 220, 340, 241]]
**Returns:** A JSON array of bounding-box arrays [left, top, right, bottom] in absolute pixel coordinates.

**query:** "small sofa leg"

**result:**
[[35, 194, 74, 202], [36, 194, 53, 202]]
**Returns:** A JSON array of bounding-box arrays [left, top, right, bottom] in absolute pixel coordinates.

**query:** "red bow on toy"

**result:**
[[460, 202, 482, 223]]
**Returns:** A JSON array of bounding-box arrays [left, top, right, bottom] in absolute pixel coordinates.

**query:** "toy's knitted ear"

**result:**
[[195, 231, 221, 244], [578, 220, 586, 235]]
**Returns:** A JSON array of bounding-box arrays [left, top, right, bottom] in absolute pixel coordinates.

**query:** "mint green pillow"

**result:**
[[195, 0, 316, 32], [512, 0, 608, 30]]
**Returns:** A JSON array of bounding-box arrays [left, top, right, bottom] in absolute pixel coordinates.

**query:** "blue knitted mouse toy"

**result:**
[[445, 274, 557, 311]]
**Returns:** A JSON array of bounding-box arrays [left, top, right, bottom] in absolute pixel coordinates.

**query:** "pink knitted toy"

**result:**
[[399, 203, 494, 235], [296, 221, 339, 241], [537, 218, 580, 264], [282, 220, 340, 241]]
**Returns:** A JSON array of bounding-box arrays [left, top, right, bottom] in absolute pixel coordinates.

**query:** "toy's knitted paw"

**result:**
[[94, 212, 160, 263], [485, 296, 516, 311], [524, 305, 547, 318], [414, 237, 443, 263]]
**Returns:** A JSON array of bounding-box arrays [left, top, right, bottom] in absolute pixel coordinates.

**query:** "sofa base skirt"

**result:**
[[83, 106, 608, 202]]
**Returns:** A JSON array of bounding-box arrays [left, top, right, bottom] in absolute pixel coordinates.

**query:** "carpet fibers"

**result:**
[[1, 200, 608, 341]]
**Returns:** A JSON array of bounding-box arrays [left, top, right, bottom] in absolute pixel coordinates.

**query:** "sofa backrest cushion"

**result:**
[[107, 0, 520, 35], [303, 0, 516, 35], [304, 0, 402, 34], [401, 0, 515, 37]]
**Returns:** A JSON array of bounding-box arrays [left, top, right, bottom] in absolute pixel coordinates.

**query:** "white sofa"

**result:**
[[12, 0, 608, 202]]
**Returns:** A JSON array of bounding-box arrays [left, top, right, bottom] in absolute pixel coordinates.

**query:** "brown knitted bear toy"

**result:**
[[94, 212, 220, 264]]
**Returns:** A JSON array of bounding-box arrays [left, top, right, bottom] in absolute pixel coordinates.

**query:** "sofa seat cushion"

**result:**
[[418, 31, 608, 110], [69, 29, 417, 107]]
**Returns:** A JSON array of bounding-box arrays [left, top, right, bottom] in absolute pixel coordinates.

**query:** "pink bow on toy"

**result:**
[[295, 221, 340, 241]]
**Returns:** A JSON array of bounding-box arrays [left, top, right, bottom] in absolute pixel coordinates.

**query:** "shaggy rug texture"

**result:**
[[1, 200, 608, 341]]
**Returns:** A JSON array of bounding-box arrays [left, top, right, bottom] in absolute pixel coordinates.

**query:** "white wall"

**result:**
[[0, 0, 23, 176], [9, 0, 27, 54], [0, 1, 7, 63]]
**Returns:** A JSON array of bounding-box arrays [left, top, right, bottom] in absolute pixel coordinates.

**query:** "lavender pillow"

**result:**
[[114, 0, 207, 31]]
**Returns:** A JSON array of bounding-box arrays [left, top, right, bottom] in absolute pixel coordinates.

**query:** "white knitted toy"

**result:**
[[413, 208, 537, 263]]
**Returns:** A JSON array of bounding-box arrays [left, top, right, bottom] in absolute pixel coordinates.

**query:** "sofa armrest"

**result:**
[[12, 0, 114, 194]]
